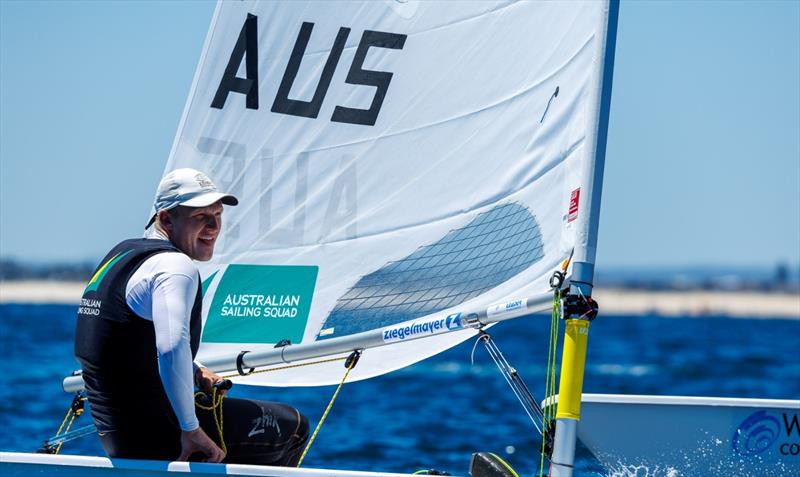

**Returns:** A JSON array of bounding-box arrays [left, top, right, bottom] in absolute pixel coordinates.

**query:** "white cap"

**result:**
[[145, 168, 238, 228]]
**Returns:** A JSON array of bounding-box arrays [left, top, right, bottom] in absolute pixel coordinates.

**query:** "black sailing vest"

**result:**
[[74, 238, 202, 432]]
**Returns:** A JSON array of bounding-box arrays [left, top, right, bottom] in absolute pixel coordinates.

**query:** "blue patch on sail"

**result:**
[[318, 203, 544, 340]]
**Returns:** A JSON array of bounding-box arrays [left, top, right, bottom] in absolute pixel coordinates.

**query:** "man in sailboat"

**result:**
[[74, 168, 309, 464]]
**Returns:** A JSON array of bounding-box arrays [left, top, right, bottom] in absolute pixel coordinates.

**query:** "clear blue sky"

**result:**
[[1, 1, 798, 268]]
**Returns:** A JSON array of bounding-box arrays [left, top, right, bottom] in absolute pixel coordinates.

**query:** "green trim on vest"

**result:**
[[84, 250, 133, 293]]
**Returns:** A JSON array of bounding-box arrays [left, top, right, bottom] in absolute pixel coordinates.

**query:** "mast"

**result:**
[[549, 1, 620, 476]]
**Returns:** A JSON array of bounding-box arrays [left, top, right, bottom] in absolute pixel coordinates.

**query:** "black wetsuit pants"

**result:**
[[97, 395, 309, 466]]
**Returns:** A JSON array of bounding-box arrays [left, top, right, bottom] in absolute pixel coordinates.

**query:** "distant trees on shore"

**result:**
[[0, 258, 797, 292], [0, 259, 94, 281]]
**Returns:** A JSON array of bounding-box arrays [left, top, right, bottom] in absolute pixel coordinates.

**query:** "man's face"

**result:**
[[162, 202, 224, 261]]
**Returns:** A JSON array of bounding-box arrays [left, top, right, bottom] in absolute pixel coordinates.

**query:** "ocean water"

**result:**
[[1, 304, 798, 476]]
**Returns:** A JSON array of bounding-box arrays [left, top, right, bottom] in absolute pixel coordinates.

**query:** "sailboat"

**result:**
[[1, 1, 796, 476]]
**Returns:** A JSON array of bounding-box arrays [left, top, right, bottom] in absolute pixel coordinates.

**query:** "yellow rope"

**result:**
[[48, 355, 350, 456], [295, 356, 358, 467], [55, 413, 77, 454], [54, 407, 73, 440], [191, 354, 351, 460], [220, 356, 347, 380], [194, 388, 227, 454], [54, 397, 87, 454]]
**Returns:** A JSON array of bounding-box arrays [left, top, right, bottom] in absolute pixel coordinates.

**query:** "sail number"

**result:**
[[211, 14, 407, 127]]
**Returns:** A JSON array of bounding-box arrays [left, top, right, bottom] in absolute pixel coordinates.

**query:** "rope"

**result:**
[[53, 395, 87, 454], [42, 424, 97, 449], [295, 352, 360, 467], [194, 387, 227, 454], [54, 406, 74, 441], [204, 354, 352, 460], [220, 355, 347, 380], [46, 355, 352, 456], [56, 410, 82, 454], [539, 289, 561, 477], [475, 332, 543, 433], [187, 354, 351, 457], [488, 452, 520, 477]]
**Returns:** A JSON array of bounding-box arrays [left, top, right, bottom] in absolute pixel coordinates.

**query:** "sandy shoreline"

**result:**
[[591, 288, 799, 319], [1, 280, 798, 319], [0, 281, 88, 305]]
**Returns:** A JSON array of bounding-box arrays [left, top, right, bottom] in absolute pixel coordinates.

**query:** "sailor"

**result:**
[[74, 168, 308, 464]]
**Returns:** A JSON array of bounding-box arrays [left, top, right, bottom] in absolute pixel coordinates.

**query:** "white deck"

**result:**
[[0, 452, 448, 477]]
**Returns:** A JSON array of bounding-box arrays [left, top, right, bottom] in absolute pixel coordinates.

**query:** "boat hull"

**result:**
[[577, 394, 800, 477], [0, 452, 443, 477]]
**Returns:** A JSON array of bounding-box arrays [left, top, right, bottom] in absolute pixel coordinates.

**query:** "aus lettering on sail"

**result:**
[[211, 14, 407, 126]]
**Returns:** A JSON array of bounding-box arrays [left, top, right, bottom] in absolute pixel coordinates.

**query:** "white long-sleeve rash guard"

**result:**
[[125, 235, 202, 432]]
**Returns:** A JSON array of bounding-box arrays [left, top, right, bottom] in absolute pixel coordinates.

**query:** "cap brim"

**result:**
[[180, 192, 239, 208], [145, 213, 157, 229]]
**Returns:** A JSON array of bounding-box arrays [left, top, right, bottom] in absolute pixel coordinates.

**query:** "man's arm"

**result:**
[[149, 261, 224, 462], [151, 271, 201, 431]]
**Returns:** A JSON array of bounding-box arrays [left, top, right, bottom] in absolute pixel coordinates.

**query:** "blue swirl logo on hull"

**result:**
[[732, 410, 781, 456]]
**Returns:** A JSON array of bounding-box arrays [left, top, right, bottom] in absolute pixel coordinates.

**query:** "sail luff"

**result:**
[[551, 1, 620, 476], [569, 0, 620, 292]]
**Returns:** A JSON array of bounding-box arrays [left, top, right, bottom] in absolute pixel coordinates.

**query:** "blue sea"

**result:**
[[1, 304, 798, 476]]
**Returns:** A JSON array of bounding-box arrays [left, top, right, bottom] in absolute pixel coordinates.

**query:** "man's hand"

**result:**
[[195, 367, 227, 395], [177, 427, 225, 463]]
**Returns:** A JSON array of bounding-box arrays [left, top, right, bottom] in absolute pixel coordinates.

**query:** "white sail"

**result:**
[[162, 0, 613, 386]]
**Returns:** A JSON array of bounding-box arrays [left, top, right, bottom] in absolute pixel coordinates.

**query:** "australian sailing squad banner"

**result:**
[[162, 1, 608, 386]]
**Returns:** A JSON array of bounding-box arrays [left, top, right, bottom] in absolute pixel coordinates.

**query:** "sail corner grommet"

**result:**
[[236, 350, 256, 376]]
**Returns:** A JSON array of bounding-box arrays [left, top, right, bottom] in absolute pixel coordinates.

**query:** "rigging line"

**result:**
[[220, 355, 347, 380], [486, 337, 541, 414], [296, 350, 361, 468], [484, 343, 538, 425], [206, 353, 355, 459], [42, 424, 96, 448], [546, 290, 561, 414], [539, 289, 561, 477], [485, 342, 543, 426], [470, 332, 490, 365], [53, 406, 74, 441], [474, 332, 543, 433], [55, 413, 79, 454], [50, 393, 87, 455], [511, 373, 543, 417], [194, 388, 227, 455], [485, 346, 542, 433], [484, 337, 544, 418]]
